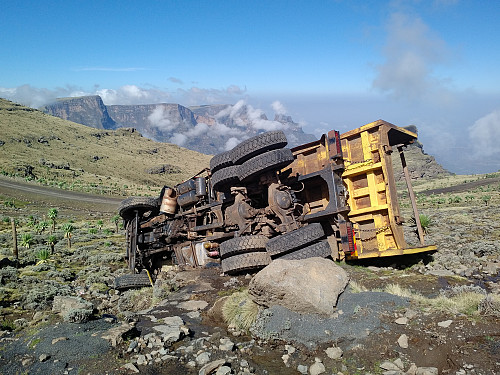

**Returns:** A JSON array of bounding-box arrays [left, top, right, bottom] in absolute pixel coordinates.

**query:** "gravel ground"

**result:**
[[0, 319, 117, 374], [250, 290, 408, 349]]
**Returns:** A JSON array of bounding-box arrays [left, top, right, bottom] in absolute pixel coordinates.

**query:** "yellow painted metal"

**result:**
[[341, 119, 435, 260]]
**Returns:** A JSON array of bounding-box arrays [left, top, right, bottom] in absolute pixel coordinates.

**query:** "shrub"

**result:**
[[36, 248, 51, 262]]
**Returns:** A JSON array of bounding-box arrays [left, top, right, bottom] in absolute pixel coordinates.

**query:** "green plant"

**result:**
[[96, 219, 104, 230], [46, 234, 57, 254], [62, 223, 75, 248], [409, 214, 432, 234], [103, 228, 112, 235], [35, 220, 49, 234], [3, 199, 15, 208], [111, 214, 121, 232], [481, 195, 491, 206], [47, 208, 58, 232], [20, 233, 34, 248], [36, 248, 51, 262], [88, 228, 98, 235]]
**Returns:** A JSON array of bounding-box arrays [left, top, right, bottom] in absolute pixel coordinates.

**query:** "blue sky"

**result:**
[[1, 0, 500, 174]]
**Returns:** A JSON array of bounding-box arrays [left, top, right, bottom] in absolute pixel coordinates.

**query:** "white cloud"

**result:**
[[373, 12, 451, 101], [469, 109, 500, 157], [148, 106, 175, 131], [97, 85, 172, 105], [272, 101, 287, 115], [170, 133, 187, 146]]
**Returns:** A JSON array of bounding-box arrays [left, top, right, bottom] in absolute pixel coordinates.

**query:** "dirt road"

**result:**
[[0, 176, 123, 215]]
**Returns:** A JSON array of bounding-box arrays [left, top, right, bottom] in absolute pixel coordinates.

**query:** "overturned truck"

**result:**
[[118, 120, 436, 279]]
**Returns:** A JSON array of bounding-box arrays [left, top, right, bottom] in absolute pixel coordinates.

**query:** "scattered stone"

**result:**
[[52, 295, 94, 322], [249, 258, 349, 316], [309, 358, 326, 375], [136, 354, 147, 366], [437, 320, 452, 328], [395, 317, 408, 325], [325, 346, 343, 359], [282, 354, 290, 366], [199, 359, 227, 375], [416, 367, 438, 375], [21, 357, 34, 367], [178, 300, 209, 311], [14, 318, 28, 329], [52, 337, 68, 345], [101, 323, 137, 347], [393, 358, 404, 370], [122, 363, 140, 373], [398, 334, 409, 349], [39, 354, 50, 362], [297, 364, 308, 375], [216, 366, 232, 375], [219, 337, 235, 351], [285, 344, 296, 354], [380, 361, 401, 371], [406, 363, 418, 375], [196, 352, 211, 366]]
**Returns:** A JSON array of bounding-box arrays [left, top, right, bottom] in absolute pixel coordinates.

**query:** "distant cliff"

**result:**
[[41, 95, 116, 130], [40, 96, 316, 155]]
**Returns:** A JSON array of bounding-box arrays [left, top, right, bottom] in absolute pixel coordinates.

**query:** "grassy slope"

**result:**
[[0, 98, 211, 196]]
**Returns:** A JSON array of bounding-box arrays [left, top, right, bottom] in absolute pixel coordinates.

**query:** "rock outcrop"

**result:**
[[248, 257, 349, 316], [41, 95, 116, 130]]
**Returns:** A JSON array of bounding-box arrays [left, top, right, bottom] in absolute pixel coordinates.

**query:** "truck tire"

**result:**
[[113, 272, 152, 290], [231, 130, 288, 164], [210, 151, 233, 173], [221, 252, 271, 275], [266, 223, 325, 256], [211, 165, 240, 191], [238, 148, 294, 182], [219, 235, 268, 259], [118, 196, 159, 221], [276, 241, 332, 260]]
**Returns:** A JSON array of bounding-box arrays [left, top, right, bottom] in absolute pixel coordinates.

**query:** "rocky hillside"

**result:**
[[40, 96, 316, 155], [0, 98, 211, 196]]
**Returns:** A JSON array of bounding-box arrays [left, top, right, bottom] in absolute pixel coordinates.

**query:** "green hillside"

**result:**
[[0, 98, 211, 196]]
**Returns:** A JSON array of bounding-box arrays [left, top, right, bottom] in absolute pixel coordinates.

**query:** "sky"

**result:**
[[1, 0, 500, 174]]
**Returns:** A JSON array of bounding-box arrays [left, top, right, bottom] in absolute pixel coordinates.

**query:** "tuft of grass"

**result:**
[[222, 289, 260, 331], [381, 283, 500, 317], [348, 281, 368, 293]]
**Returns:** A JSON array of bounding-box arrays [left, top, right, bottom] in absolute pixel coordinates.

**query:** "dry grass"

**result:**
[[0, 98, 211, 196], [222, 289, 260, 331], [379, 283, 500, 317]]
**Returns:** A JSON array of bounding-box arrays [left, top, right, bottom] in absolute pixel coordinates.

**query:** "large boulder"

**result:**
[[248, 257, 349, 316]]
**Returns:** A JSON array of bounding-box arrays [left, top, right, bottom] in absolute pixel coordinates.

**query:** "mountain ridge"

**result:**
[[40, 96, 317, 154]]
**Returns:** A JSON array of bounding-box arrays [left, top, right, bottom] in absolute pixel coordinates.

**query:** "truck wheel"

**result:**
[[113, 271, 152, 290], [231, 130, 288, 164], [221, 252, 271, 275], [118, 196, 159, 221], [211, 165, 240, 191], [275, 241, 332, 260], [219, 235, 268, 259], [238, 148, 294, 182], [210, 150, 233, 173], [266, 223, 325, 256]]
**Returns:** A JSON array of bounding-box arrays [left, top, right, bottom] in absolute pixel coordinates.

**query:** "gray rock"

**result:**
[[199, 359, 227, 375], [219, 338, 235, 351], [216, 366, 232, 375], [380, 361, 401, 371], [309, 358, 326, 375], [416, 368, 438, 375], [101, 323, 136, 347], [136, 354, 147, 366], [249, 258, 349, 315], [122, 363, 140, 373], [297, 364, 308, 374], [39, 353, 50, 362], [196, 352, 211, 366], [324, 346, 343, 359], [52, 295, 93, 315], [178, 300, 209, 311], [398, 334, 409, 349]]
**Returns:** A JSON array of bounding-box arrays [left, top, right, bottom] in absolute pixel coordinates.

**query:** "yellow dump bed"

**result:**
[[287, 119, 436, 260], [340, 120, 436, 259]]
